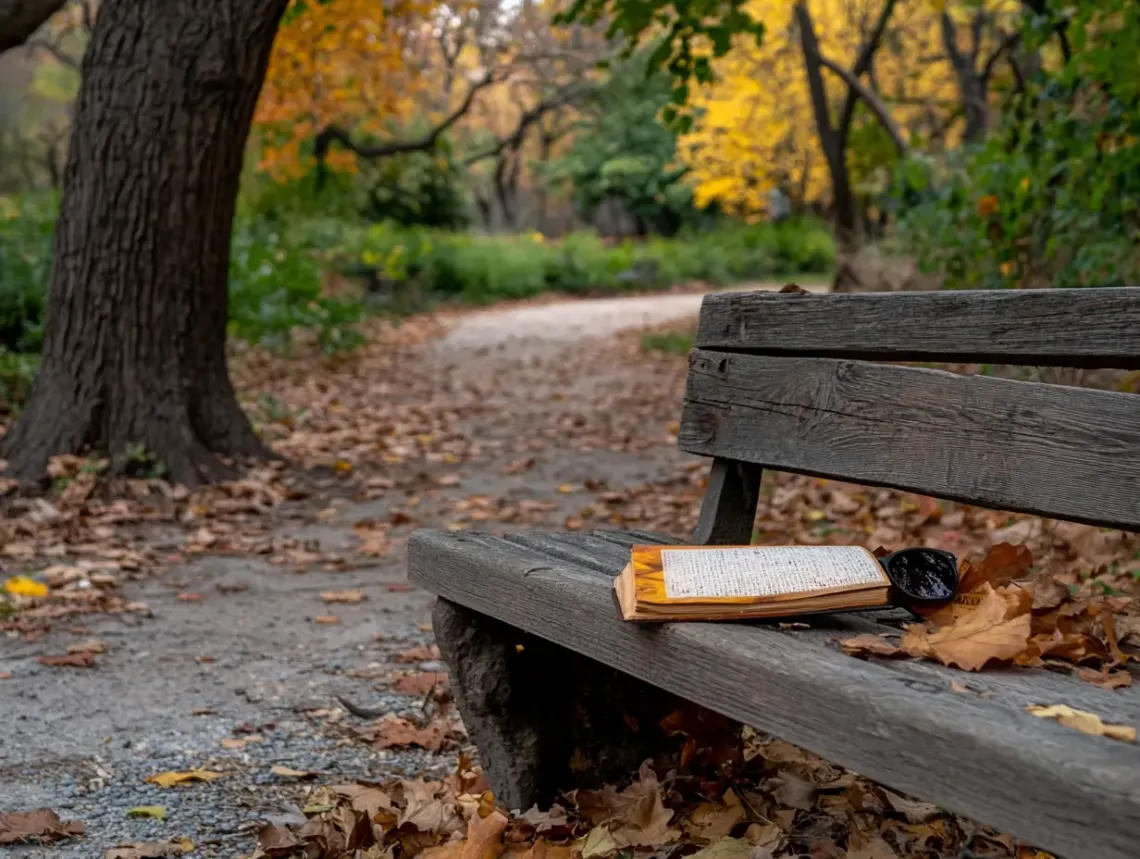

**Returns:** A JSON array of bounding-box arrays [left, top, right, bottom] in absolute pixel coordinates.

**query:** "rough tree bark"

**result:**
[[1, 0, 288, 486]]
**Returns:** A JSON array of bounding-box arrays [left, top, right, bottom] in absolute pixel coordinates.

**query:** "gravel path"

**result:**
[[0, 287, 743, 858]]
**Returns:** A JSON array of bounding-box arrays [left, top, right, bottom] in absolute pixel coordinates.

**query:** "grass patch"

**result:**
[[640, 330, 695, 355]]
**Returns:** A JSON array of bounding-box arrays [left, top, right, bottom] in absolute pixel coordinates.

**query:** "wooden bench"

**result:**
[[409, 287, 1140, 859]]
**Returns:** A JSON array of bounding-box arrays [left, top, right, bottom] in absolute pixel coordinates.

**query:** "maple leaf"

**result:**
[[901, 584, 1031, 671]]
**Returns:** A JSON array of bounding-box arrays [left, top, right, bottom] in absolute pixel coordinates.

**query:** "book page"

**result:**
[[660, 546, 886, 600]]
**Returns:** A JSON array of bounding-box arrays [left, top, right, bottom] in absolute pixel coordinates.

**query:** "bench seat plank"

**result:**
[[680, 349, 1140, 530], [695, 288, 1140, 368], [409, 528, 1140, 859]]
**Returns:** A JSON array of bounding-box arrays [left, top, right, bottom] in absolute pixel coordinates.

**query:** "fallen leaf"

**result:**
[[1077, 668, 1133, 689], [686, 838, 754, 859], [105, 841, 191, 859], [1027, 704, 1136, 743], [68, 640, 108, 655], [578, 826, 620, 858], [901, 584, 1030, 671], [270, 764, 317, 780], [126, 806, 167, 820], [0, 808, 85, 844], [840, 634, 907, 659], [321, 589, 365, 603], [461, 809, 510, 859], [176, 593, 202, 602], [846, 833, 900, 859], [958, 543, 1033, 594], [394, 671, 448, 696], [881, 789, 940, 823], [145, 769, 224, 788], [315, 615, 341, 624], [366, 715, 449, 751], [38, 652, 97, 668], [222, 735, 263, 749], [256, 822, 302, 856], [3, 575, 48, 598]]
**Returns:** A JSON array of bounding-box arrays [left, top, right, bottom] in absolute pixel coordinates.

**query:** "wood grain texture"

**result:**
[[691, 458, 764, 545], [695, 288, 1140, 368], [408, 529, 1140, 859], [680, 350, 1140, 530]]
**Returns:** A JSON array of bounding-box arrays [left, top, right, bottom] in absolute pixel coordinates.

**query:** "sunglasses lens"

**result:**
[[886, 548, 958, 601]]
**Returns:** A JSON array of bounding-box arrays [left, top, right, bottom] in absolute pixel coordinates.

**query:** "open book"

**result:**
[[615, 544, 893, 622]]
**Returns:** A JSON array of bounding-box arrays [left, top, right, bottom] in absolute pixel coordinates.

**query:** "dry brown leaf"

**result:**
[[840, 634, 907, 660], [105, 841, 192, 859], [1077, 668, 1133, 689], [901, 584, 1031, 671], [37, 652, 97, 668], [321, 589, 366, 603], [958, 542, 1033, 593], [880, 789, 940, 823], [394, 671, 449, 696], [578, 826, 620, 859], [315, 615, 341, 624], [0, 808, 85, 845], [366, 715, 448, 751], [1027, 704, 1136, 743], [845, 833, 900, 859], [67, 639, 107, 655], [270, 764, 317, 780], [460, 810, 510, 859], [256, 822, 302, 856]]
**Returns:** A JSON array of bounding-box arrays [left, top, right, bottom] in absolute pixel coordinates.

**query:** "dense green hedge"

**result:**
[[339, 217, 835, 304]]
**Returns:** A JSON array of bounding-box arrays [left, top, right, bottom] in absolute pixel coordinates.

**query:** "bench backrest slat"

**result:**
[[679, 347, 1140, 529], [695, 288, 1140, 368]]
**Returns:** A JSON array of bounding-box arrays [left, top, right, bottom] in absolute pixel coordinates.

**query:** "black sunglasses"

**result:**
[[876, 547, 960, 610]]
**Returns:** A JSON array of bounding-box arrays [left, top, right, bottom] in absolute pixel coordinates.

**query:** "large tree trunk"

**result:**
[[1, 0, 288, 486]]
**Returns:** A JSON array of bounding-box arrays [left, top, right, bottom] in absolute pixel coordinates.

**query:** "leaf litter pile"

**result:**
[[251, 723, 1051, 859], [2, 314, 1140, 858]]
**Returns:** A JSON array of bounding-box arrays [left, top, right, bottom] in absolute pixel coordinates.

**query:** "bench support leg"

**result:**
[[434, 598, 708, 811], [691, 458, 763, 545]]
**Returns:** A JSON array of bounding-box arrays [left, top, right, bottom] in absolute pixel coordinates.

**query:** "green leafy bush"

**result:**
[[228, 221, 365, 354], [0, 192, 53, 354], [352, 217, 834, 304], [894, 0, 1140, 290]]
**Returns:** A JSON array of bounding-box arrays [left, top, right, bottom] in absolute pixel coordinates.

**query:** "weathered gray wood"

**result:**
[[433, 598, 694, 811], [695, 287, 1140, 368], [409, 529, 1140, 859], [680, 350, 1140, 530], [691, 458, 763, 545]]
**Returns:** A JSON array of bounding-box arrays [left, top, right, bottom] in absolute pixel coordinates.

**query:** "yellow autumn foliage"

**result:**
[[678, 0, 1019, 216]]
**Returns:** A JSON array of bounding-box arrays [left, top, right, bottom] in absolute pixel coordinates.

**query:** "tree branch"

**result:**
[[314, 71, 496, 167], [837, 0, 898, 146], [464, 80, 593, 166], [981, 28, 1022, 84], [817, 53, 907, 155], [0, 0, 66, 53]]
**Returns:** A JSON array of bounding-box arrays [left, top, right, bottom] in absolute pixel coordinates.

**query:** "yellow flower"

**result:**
[[530, 231, 545, 244], [4, 576, 48, 598]]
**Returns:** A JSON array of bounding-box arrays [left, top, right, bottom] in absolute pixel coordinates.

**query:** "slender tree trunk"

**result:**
[[1, 0, 288, 486], [794, 1, 858, 245]]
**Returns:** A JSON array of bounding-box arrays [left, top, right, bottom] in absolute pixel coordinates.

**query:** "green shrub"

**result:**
[[351, 217, 834, 303], [228, 221, 365, 354], [0, 192, 53, 354]]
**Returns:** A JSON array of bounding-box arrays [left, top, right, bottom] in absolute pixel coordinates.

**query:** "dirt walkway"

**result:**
[[0, 288, 733, 858]]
